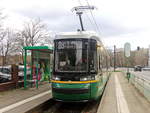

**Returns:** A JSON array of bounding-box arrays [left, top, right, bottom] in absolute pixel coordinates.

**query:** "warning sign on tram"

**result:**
[[124, 42, 131, 57]]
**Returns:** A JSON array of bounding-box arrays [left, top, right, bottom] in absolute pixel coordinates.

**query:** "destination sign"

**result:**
[[57, 41, 82, 49]]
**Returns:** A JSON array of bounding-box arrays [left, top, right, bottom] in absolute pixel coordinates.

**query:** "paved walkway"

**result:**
[[0, 83, 52, 113], [97, 72, 150, 113]]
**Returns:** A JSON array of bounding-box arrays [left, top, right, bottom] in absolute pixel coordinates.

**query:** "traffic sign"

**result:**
[[124, 42, 131, 57]]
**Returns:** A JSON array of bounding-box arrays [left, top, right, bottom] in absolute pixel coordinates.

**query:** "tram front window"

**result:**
[[55, 40, 88, 72]]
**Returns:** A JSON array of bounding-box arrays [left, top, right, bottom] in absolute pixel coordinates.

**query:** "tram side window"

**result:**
[[89, 40, 97, 72], [106, 56, 109, 70], [102, 54, 107, 71], [99, 55, 102, 72], [101, 53, 105, 71], [99, 55, 100, 70]]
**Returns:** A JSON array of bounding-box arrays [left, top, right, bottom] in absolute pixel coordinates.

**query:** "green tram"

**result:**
[[51, 31, 110, 102]]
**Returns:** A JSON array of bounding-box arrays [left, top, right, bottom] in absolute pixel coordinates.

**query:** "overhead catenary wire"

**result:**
[[76, 0, 110, 58], [85, 0, 109, 54], [86, 0, 112, 59], [85, 0, 102, 35], [78, 0, 98, 32]]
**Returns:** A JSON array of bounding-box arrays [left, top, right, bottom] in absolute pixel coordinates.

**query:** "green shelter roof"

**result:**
[[23, 46, 53, 50]]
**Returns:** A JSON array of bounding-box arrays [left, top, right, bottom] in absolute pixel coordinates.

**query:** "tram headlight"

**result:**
[[80, 76, 92, 81], [80, 77, 88, 81], [80, 76, 95, 81], [91, 76, 95, 80], [52, 76, 60, 81]]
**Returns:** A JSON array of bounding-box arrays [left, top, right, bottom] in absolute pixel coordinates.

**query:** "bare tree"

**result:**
[[0, 9, 8, 65], [23, 18, 48, 46], [41, 32, 54, 46], [15, 18, 49, 63], [0, 28, 16, 65], [133, 48, 148, 66], [0, 9, 6, 41]]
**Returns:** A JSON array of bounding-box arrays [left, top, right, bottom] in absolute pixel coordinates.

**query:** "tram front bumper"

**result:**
[[52, 82, 91, 101], [52, 87, 89, 94]]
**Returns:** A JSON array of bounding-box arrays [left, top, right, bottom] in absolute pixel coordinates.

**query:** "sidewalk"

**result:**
[[97, 72, 150, 113], [0, 83, 51, 113]]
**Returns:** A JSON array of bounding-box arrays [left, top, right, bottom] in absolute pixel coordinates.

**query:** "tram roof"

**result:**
[[55, 31, 101, 42], [55, 31, 110, 56]]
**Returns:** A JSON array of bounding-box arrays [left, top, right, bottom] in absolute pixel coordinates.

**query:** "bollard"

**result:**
[[11, 64, 19, 88], [127, 72, 130, 82]]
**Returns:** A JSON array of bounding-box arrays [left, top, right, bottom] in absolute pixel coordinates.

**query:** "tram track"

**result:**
[[81, 99, 101, 113], [26, 97, 101, 113], [26, 90, 106, 113]]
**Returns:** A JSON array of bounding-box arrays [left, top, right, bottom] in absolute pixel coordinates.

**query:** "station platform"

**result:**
[[0, 83, 51, 113], [97, 72, 150, 113]]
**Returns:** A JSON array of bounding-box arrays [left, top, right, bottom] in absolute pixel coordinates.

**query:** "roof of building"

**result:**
[[23, 46, 53, 51]]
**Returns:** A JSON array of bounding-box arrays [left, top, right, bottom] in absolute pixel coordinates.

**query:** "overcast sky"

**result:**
[[0, 0, 150, 49]]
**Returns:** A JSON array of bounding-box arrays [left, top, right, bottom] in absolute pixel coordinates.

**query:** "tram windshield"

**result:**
[[55, 40, 88, 72]]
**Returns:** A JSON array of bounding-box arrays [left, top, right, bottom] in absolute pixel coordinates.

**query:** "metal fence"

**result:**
[[129, 73, 150, 102]]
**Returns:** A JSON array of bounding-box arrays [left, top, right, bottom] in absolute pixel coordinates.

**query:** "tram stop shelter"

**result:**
[[23, 46, 53, 89]]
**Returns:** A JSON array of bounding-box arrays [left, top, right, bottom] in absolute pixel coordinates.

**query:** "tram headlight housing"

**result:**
[[80, 77, 88, 81], [52, 76, 60, 81], [80, 76, 95, 81], [91, 76, 95, 80]]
